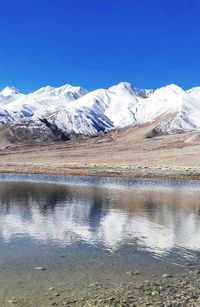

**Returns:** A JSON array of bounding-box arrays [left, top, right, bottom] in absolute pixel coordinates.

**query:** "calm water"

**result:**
[[1, 174, 200, 304]]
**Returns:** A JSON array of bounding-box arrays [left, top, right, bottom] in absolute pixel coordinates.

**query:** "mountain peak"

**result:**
[[117, 81, 133, 89], [56, 84, 88, 95], [109, 82, 154, 98], [32, 84, 88, 98], [158, 84, 185, 95], [109, 82, 135, 94], [0, 86, 21, 97]]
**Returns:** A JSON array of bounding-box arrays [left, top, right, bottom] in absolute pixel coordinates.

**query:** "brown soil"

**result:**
[[0, 120, 200, 180]]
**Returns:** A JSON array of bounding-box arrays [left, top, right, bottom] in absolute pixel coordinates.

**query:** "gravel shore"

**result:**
[[78, 273, 200, 307], [2, 272, 200, 306]]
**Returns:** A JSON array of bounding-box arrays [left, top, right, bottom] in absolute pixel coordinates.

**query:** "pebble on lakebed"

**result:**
[[35, 266, 46, 271], [126, 270, 141, 276], [7, 297, 17, 304]]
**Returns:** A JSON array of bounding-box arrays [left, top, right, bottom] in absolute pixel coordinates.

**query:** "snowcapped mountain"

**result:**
[[187, 86, 200, 100], [46, 107, 113, 136], [0, 106, 12, 124], [2, 84, 88, 121], [62, 82, 154, 129], [152, 86, 200, 135], [0, 81, 200, 143], [0, 86, 25, 104]]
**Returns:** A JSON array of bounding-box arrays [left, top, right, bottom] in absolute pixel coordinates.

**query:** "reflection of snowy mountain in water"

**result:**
[[1, 182, 200, 257]]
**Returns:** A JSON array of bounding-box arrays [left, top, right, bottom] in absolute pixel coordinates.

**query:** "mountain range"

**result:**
[[1, 82, 200, 143]]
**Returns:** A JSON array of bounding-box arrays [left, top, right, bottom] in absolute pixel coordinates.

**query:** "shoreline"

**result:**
[[0, 165, 200, 181]]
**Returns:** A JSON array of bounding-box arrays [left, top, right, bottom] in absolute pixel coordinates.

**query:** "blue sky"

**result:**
[[0, 0, 200, 92]]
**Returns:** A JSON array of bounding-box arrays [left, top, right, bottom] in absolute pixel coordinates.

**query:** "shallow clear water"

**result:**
[[1, 175, 200, 305]]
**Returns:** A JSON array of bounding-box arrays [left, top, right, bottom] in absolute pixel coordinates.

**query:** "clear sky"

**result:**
[[0, 0, 200, 92]]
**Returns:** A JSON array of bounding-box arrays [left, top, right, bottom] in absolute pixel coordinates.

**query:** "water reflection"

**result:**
[[0, 181, 200, 260]]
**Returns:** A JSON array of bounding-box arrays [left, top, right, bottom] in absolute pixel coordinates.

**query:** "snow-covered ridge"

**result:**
[[0, 82, 200, 137]]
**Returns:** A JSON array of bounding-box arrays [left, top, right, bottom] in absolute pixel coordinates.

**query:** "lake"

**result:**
[[0, 174, 200, 305]]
